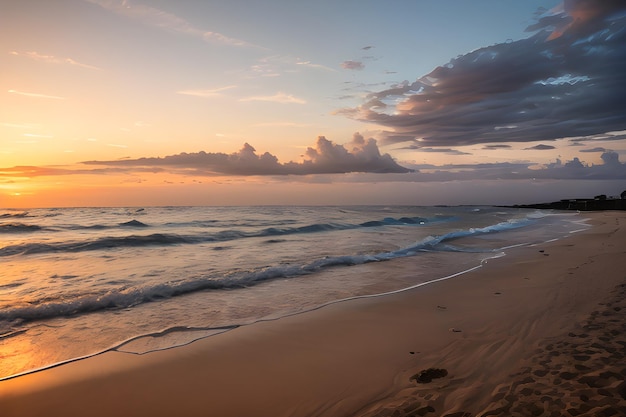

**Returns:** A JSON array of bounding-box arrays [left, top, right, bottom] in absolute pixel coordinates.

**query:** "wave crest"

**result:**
[[0, 218, 531, 324], [0, 223, 42, 233]]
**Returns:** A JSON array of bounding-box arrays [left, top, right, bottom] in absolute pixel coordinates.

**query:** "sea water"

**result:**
[[0, 206, 589, 379]]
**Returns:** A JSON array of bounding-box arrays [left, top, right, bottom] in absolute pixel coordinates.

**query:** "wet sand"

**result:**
[[1, 211, 625, 417]]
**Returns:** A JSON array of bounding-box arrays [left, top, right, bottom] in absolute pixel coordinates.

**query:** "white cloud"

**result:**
[[295, 60, 336, 72], [240, 92, 306, 104], [246, 55, 336, 79], [8, 90, 65, 100], [1, 122, 40, 129], [253, 122, 310, 127], [85, 0, 256, 48], [177, 86, 237, 98], [23, 133, 54, 138], [10, 51, 101, 70]]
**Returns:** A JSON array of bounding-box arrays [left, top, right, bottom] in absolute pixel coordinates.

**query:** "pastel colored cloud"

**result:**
[[8, 90, 66, 100], [84, 0, 256, 47], [341, 60, 365, 70], [10, 51, 102, 70], [240, 92, 306, 104], [177, 86, 237, 98]]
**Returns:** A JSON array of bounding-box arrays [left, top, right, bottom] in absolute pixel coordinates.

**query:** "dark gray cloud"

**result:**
[[483, 144, 513, 150], [3, 151, 623, 184], [526, 0, 625, 40], [568, 130, 626, 146], [525, 144, 556, 150], [579, 147, 607, 152], [391, 151, 626, 182], [82, 134, 412, 175], [401, 146, 471, 155], [600, 150, 622, 167], [376, 150, 625, 181], [341, 0, 626, 149]]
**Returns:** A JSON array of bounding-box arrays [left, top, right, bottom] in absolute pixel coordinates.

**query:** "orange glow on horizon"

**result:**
[[0, 170, 276, 208]]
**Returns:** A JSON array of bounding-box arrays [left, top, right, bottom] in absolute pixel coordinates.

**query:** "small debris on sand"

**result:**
[[410, 368, 449, 384]]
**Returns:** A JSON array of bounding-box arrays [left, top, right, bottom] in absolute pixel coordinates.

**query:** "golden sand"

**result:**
[[1, 212, 625, 417]]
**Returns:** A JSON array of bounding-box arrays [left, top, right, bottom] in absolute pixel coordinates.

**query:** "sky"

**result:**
[[1, 0, 625, 207]]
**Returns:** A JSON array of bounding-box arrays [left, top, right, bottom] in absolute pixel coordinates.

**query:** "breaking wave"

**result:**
[[0, 215, 442, 257], [0, 218, 530, 324]]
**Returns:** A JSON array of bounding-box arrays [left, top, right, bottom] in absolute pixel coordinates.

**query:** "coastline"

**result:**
[[1, 211, 625, 416]]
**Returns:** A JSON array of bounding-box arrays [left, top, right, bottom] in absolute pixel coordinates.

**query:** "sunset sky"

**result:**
[[2, 0, 625, 207]]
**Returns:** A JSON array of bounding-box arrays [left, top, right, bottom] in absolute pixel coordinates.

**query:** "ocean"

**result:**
[[0, 205, 589, 380]]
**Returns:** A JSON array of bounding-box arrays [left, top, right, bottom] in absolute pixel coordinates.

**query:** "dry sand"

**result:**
[[1, 211, 625, 417]]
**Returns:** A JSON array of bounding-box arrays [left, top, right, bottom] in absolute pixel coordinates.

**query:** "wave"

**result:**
[[0, 233, 194, 256], [119, 220, 149, 227], [0, 218, 530, 324], [0, 218, 151, 234], [0, 215, 443, 256], [0, 223, 43, 233], [0, 212, 29, 219], [65, 219, 151, 230]]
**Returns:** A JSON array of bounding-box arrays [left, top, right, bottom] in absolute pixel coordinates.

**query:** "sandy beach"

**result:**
[[1, 211, 625, 417]]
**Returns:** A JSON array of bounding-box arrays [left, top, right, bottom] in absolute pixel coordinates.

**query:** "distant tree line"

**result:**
[[507, 190, 626, 211]]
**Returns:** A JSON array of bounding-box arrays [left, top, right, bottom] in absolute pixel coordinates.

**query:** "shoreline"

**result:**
[[1, 211, 625, 416], [0, 211, 516, 383], [0, 244, 497, 383]]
